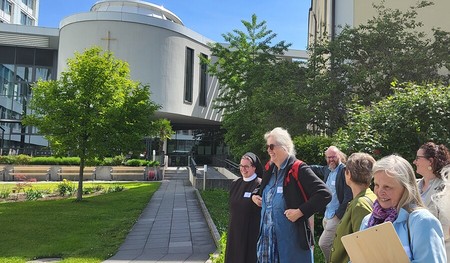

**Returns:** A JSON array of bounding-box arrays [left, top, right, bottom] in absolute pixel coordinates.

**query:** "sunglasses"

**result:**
[[266, 144, 279, 150]]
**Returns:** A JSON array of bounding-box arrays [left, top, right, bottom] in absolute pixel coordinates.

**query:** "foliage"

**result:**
[[200, 189, 229, 234], [335, 82, 450, 161], [57, 179, 77, 197], [101, 155, 126, 166], [105, 184, 125, 193], [24, 189, 44, 201], [0, 156, 14, 164], [13, 155, 32, 165], [28, 156, 81, 165], [306, 1, 450, 134], [152, 119, 174, 153], [0, 182, 159, 263], [209, 232, 227, 263], [203, 14, 309, 159], [293, 135, 334, 165], [12, 175, 36, 193], [23, 47, 160, 201], [0, 187, 11, 199], [124, 159, 159, 167]]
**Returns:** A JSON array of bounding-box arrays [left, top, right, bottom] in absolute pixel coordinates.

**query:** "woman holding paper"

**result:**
[[360, 155, 447, 262]]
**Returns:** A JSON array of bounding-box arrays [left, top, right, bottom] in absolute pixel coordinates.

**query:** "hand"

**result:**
[[284, 208, 303, 222], [252, 195, 262, 207]]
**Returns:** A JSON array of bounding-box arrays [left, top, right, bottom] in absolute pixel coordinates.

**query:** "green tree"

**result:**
[[152, 118, 174, 154], [335, 82, 450, 161], [307, 1, 450, 134], [202, 14, 309, 159], [24, 47, 160, 201]]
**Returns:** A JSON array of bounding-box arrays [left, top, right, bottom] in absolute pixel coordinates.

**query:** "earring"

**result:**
[[427, 166, 432, 171]]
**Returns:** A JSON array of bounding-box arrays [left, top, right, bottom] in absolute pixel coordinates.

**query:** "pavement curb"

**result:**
[[194, 188, 221, 261]]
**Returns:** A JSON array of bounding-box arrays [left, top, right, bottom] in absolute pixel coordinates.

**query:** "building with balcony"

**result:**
[[0, 0, 38, 25]]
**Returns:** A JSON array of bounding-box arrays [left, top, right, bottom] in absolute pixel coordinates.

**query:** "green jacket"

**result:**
[[329, 188, 376, 263]]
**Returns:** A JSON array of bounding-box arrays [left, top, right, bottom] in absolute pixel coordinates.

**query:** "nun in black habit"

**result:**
[[225, 152, 263, 263]]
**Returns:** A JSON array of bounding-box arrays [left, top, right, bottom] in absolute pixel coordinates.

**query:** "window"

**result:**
[[20, 12, 34, 25], [1, 0, 12, 15], [22, 0, 33, 9], [184, 47, 194, 103], [199, 53, 208, 107]]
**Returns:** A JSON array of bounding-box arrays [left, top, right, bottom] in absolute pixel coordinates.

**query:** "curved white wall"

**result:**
[[58, 11, 221, 127]]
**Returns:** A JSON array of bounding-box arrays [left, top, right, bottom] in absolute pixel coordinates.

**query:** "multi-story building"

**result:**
[[0, 0, 308, 158], [0, 0, 39, 25], [308, 0, 450, 46]]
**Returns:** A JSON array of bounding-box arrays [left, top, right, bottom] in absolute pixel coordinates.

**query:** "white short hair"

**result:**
[[264, 127, 296, 156]]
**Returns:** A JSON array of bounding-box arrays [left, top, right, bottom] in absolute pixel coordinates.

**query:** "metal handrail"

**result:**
[[189, 156, 197, 176], [224, 159, 240, 176]]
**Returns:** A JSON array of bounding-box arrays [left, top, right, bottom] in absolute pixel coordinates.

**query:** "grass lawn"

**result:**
[[0, 181, 160, 263], [200, 188, 325, 263]]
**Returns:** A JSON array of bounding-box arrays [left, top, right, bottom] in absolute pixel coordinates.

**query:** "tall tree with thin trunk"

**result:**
[[24, 47, 160, 201], [202, 14, 309, 159]]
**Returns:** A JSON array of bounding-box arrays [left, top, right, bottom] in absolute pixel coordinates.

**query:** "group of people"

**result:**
[[224, 127, 450, 263]]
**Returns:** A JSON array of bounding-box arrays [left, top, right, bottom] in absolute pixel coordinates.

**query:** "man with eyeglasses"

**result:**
[[311, 146, 353, 262]]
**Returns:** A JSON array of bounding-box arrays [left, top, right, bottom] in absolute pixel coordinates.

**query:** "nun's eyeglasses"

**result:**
[[239, 164, 252, 169], [266, 144, 279, 150]]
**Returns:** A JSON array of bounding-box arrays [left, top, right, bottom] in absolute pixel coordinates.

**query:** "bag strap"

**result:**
[[285, 159, 308, 201]]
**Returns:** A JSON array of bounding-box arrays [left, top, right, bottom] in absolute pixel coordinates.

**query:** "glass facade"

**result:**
[[0, 46, 55, 155]]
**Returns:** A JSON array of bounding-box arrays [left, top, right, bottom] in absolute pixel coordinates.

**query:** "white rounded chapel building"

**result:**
[[59, 0, 222, 130]]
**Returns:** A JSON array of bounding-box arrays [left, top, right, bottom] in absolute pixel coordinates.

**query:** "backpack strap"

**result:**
[[285, 159, 308, 201]]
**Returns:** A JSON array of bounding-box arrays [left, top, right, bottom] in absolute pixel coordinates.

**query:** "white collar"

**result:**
[[243, 173, 257, 182]]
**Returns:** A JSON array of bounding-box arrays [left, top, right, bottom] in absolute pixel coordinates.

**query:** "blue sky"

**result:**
[[38, 0, 310, 50]]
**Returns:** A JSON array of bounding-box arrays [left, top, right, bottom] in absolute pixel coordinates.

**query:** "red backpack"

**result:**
[[265, 159, 308, 201]]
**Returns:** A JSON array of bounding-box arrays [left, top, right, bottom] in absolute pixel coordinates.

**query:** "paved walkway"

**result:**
[[103, 168, 218, 263]]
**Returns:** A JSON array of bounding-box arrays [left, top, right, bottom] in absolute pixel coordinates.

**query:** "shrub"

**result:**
[[148, 160, 160, 167], [0, 155, 14, 164], [25, 189, 44, 201], [0, 187, 11, 199], [57, 179, 76, 196], [210, 232, 227, 263], [293, 135, 334, 165], [13, 175, 35, 193], [101, 156, 124, 166], [14, 154, 32, 165], [124, 159, 160, 167], [106, 185, 125, 193], [336, 83, 450, 160]]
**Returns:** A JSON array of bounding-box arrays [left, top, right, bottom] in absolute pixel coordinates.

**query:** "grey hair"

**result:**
[[372, 154, 424, 212], [264, 127, 296, 156]]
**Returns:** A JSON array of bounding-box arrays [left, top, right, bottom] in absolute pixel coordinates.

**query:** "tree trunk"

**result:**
[[76, 156, 85, 201]]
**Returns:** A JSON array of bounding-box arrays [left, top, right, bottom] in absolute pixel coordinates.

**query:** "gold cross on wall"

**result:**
[[101, 31, 116, 51]]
